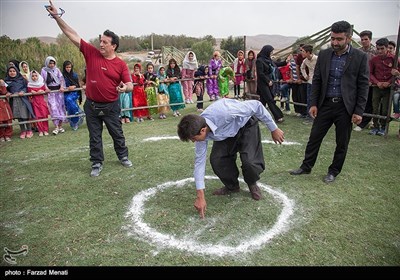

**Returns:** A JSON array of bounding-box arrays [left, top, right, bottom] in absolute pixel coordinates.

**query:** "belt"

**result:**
[[326, 97, 343, 103]]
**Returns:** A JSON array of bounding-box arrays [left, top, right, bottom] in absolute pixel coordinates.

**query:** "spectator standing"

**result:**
[[289, 21, 369, 184], [46, 0, 133, 177]]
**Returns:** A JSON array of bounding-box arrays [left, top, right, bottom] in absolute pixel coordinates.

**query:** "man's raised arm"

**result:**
[[46, 0, 81, 48]]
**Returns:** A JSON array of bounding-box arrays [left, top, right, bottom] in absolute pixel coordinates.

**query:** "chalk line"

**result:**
[[142, 136, 300, 146], [142, 136, 180, 142], [262, 140, 301, 145], [125, 176, 294, 257]]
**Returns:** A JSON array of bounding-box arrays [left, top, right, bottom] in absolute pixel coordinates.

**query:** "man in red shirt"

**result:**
[[369, 38, 399, 136], [46, 0, 133, 177]]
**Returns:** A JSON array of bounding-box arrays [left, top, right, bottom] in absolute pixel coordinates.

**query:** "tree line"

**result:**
[[0, 33, 253, 79]]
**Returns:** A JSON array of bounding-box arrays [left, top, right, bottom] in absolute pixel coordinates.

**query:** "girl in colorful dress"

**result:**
[[4, 65, 35, 139], [62, 60, 84, 130], [218, 66, 235, 98], [20, 61, 39, 132], [181, 51, 198, 104], [0, 79, 13, 142], [119, 89, 133, 123], [131, 63, 149, 123], [232, 50, 245, 99], [144, 63, 159, 120], [166, 58, 185, 117], [245, 50, 257, 97], [193, 65, 207, 112], [41, 56, 66, 135], [207, 51, 223, 101], [27, 70, 50, 136], [19, 61, 30, 81], [157, 66, 170, 119]]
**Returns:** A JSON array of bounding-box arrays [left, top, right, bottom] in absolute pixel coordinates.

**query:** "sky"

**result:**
[[1, 0, 399, 41]]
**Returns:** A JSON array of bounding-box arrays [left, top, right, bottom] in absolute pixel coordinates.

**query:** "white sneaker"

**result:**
[[52, 128, 59, 135], [120, 157, 133, 168], [353, 126, 362, 132], [90, 163, 103, 177]]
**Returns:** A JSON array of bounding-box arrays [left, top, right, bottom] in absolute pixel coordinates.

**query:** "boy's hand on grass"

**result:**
[[194, 189, 206, 219]]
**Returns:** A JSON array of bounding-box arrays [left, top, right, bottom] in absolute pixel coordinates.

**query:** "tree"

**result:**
[[202, 35, 216, 46], [220, 36, 244, 56], [191, 40, 214, 65]]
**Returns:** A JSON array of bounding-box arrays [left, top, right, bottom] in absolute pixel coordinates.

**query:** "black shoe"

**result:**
[[289, 168, 311, 175], [212, 186, 240, 195], [323, 173, 336, 183]]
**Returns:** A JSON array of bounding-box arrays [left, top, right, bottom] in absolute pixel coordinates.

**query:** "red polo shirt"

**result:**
[[80, 39, 131, 102]]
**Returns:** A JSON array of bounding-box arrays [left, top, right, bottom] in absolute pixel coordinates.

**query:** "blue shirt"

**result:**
[[326, 45, 351, 98], [194, 99, 278, 190]]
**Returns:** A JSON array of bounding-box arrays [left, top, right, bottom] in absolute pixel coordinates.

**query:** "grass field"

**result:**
[[0, 99, 399, 267]]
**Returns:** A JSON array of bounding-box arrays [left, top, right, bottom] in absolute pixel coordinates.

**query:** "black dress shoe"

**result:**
[[289, 168, 311, 175], [323, 174, 336, 183], [248, 184, 262, 200]]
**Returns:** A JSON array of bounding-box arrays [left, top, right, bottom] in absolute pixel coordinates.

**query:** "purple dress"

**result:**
[[207, 58, 222, 100]]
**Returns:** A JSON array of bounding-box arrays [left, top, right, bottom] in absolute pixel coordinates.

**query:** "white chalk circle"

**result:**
[[142, 136, 301, 146], [142, 136, 180, 142], [125, 176, 295, 257], [262, 140, 301, 145]]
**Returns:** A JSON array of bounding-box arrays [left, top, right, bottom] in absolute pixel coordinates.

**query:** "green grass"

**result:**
[[1, 100, 399, 266]]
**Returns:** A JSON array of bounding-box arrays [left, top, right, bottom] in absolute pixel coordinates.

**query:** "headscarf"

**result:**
[[257, 45, 274, 62], [8, 59, 20, 71], [43, 56, 61, 84], [4, 65, 27, 93], [144, 62, 157, 81], [157, 66, 166, 79], [62, 60, 80, 87], [28, 70, 45, 88], [19, 61, 30, 79], [182, 51, 198, 70], [194, 65, 206, 77]]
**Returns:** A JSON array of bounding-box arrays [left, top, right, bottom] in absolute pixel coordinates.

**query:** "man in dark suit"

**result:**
[[289, 20, 369, 183]]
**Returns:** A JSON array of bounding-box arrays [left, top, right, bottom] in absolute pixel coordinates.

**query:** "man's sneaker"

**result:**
[[353, 126, 362, 132], [376, 128, 386, 136], [120, 157, 133, 168], [90, 163, 103, 177], [248, 184, 262, 200], [369, 128, 379, 135]]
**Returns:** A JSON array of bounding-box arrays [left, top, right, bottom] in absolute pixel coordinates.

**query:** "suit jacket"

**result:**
[[311, 46, 369, 116]]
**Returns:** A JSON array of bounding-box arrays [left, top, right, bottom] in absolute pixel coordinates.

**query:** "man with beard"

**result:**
[[289, 20, 369, 183]]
